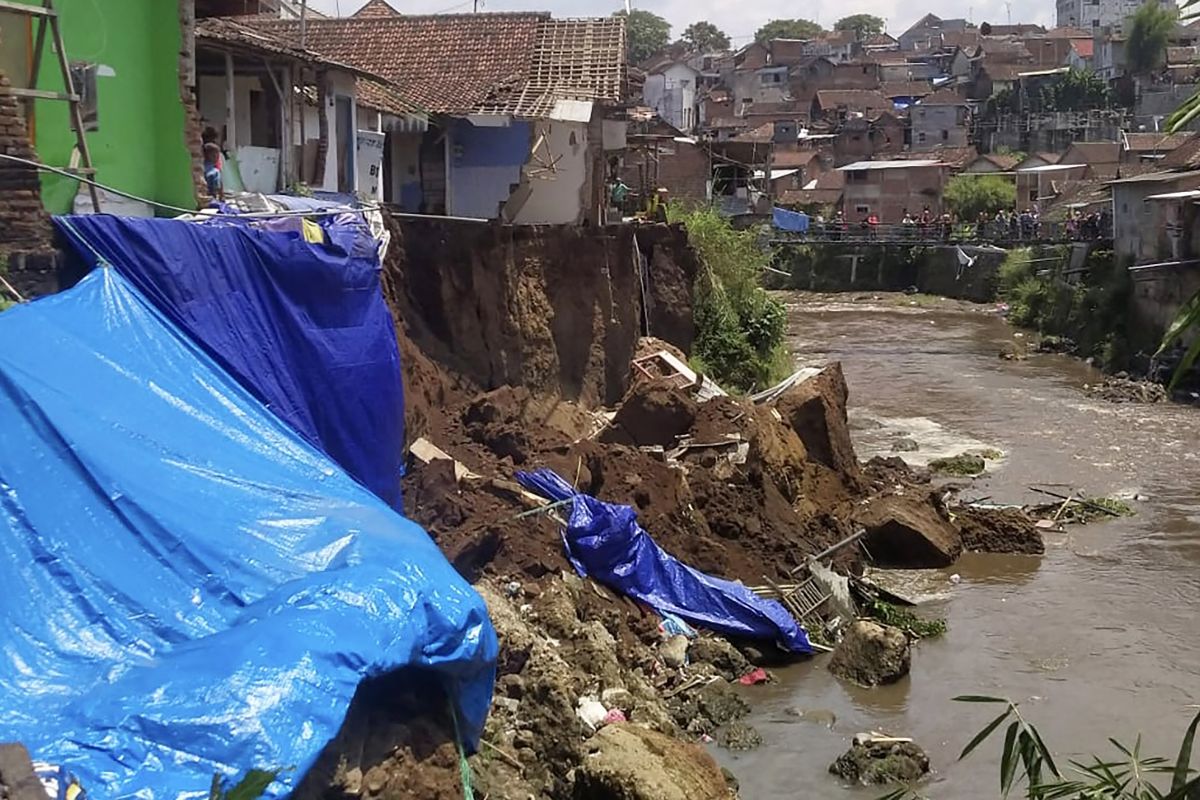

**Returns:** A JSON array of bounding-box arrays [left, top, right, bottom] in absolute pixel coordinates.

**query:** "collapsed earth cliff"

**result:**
[[296, 212, 1041, 800]]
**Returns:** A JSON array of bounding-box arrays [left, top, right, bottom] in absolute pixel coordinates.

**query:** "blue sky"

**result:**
[[306, 0, 1053, 44]]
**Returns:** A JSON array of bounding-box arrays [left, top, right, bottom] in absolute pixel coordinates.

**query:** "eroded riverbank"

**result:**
[[714, 292, 1200, 798]]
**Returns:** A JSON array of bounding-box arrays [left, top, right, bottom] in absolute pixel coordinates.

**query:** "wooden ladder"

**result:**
[[0, 0, 100, 211]]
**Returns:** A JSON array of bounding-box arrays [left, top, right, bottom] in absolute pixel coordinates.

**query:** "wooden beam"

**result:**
[[8, 87, 78, 102], [0, 0, 55, 16]]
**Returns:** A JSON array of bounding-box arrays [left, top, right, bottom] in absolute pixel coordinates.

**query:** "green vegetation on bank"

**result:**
[[865, 599, 947, 639], [669, 206, 790, 392], [999, 247, 1136, 372], [943, 175, 1016, 222]]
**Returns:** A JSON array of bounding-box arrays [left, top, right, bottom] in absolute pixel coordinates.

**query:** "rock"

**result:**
[[601, 380, 698, 448], [829, 738, 930, 785], [891, 437, 919, 452], [774, 363, 861, 479], [928, 453, 986, 476], [688, 636, 751, 680], [720, 766, 740, 793], [718, 720, 763, 750], [828, 620, 911, 687], [601, 688, 636, 714], [574, 724, 730, 800], [952, 506, 1045, 555], [697, 678, 750, 725], [1085, 377, 1167, 404], [856, 492, 963, 568], [342, 766, 363, 796], [659, 634, 690, 668], [499, 672, 526, 699], [364, 765, 388, 794]]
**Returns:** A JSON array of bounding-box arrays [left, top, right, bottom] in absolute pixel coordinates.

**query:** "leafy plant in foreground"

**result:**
[[882, 698, 1200, 800], [209, 769, 278, 800]]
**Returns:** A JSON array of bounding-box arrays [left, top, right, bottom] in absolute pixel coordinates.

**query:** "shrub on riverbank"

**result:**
[[669, 206, 789, 391], [999, 247, 1136, 372]]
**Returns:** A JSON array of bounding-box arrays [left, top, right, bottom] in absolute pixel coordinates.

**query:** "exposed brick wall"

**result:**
[[0, 68, 58, 299], [180, 0, 208, 205]]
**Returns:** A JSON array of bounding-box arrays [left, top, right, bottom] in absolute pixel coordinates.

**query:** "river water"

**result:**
[[713, 293, 1200, 798]]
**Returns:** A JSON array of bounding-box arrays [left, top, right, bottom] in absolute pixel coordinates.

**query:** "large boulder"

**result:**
[[774, 364, 860, 479], [953, 506, 1045, 554], [830, 737, 930, 785], [855, 492, 963, 568], [602, 379, 698, 449], [573, 724, 730, 800], [828, 620, 911, 687]]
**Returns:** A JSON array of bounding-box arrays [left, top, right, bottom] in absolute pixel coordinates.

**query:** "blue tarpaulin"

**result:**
[[0, 268, 497, 798], [54, 213, 406, 509], [516, 469, 812, 653], [772, 206, 810, 233]]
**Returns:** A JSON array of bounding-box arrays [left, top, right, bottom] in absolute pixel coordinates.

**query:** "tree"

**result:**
[[833, 14, 885, 39], [754, 18, 823, 42], [616, 8, 671, 64], [943, 174, 1016, 221], [1126, 0, 1176, 75], [681, 21, 730, 52], [979, 20, 993, 34]]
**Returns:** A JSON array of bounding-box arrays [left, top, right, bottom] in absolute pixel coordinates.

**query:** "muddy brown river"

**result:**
[[712, 293, 1200, 798]]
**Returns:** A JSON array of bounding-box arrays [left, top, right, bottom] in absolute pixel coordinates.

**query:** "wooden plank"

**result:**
[[0, 0, 55, 15]]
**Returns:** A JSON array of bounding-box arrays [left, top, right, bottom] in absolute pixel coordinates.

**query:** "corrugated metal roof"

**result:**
[[838, 160, 941, 170]]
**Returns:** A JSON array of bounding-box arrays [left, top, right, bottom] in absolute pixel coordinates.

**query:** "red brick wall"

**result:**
[[622, 140, 709, 205], [0, 68, 58, 298]]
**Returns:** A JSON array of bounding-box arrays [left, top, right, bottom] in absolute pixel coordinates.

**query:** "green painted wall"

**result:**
[[20, 0, 194, 214]]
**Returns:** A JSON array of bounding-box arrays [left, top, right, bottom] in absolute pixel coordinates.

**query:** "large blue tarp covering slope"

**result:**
[[0, 269, 496, 798], [54, 213, 406, 509], [516, 469, 812, 653]]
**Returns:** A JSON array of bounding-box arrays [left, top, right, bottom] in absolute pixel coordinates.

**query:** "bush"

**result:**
[[669, 205, 790, 392], [943, 174, 1016, 222]]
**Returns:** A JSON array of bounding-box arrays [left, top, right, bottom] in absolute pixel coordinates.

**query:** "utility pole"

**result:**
[[300, 0, 307, 47]]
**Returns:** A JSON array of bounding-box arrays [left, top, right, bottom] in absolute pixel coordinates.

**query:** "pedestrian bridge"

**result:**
[[768, 220, 1112, 247]]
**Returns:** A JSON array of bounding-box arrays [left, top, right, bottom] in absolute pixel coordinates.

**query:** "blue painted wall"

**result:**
[[448, 119, 530, 219]]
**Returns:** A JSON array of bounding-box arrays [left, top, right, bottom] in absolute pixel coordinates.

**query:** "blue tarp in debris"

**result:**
[[516, 469, 812, 653], [54, 213, 406, 509], [0, 269, 497, 798], [772, 206, 810, 233]]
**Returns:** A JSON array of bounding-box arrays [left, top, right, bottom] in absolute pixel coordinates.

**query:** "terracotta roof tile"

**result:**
[[773, 149, 822, 167], [1124, 132, 1190, 153], [814, 89, 893, 112], [241, 12, 625, 118], [1156, 132, 1200, 169]]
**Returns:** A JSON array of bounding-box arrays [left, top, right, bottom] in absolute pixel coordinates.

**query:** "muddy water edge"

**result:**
[[712, 292, 1200, 798]]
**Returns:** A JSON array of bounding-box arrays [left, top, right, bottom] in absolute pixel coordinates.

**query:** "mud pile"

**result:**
[[302, 212, 1033, 799]]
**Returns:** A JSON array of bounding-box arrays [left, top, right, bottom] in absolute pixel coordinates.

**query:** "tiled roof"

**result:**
[[773, 149, 822, 167], [972, 152, 1022, 170], [1156, 132, 1200, 169], [881, 81, 933, 97], [814, 89, 893, 112], [1124, 132, 1190, 153], [352, 0, 400, 17], [1062, 141, 1120, 165], [241, 12, 625, 118], [778, 188, 843, 206], [1072, 39, 1094, 58], [920, 87, 967, 104]]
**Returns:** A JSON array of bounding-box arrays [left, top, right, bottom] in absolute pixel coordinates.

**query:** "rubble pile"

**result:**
[[305, 211, 1047, 798]]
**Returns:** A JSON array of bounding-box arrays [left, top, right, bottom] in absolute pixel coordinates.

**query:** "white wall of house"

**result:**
[[510, 120, 589, 224], [643, 63, 699, 131]]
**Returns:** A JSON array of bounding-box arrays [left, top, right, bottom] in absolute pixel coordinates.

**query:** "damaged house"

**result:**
[[244, 11, 627, 224]]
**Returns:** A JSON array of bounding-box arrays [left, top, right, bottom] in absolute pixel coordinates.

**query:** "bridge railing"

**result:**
[[772, 220, 1112, 245]]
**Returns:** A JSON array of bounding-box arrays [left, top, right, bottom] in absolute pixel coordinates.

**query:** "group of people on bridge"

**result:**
[[792, 205, 1112, 244]]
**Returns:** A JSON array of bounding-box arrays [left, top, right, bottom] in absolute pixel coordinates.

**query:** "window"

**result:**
[[760, 71, 783, 85], [680, 79, 691, 88], [942, 130, 949, 141], [847, 170, 868, 183], [69, 62, 99, 132], [855, 205, 870, 214], [917, 131, 927, 143]]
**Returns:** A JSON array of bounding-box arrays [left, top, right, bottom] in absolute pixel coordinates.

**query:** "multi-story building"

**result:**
[[1056, 0, 1176, 33]]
